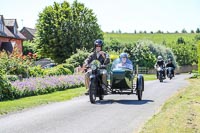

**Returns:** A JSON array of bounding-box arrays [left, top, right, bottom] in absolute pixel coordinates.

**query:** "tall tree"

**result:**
[[198, 41, 200, 74], [196, 28, 200, 33], [181, 28, 187, 33], [35, 1, 103, 63]]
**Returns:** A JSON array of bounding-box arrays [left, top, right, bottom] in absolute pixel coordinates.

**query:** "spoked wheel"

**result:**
[[89, 79, 97, 104]]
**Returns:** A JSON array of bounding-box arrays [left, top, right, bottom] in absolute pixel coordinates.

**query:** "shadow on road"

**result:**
[[96, 99, 154, 105]]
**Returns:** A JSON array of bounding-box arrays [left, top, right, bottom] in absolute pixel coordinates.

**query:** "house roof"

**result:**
[[0, 25, 26, 40], [0, 25, 15, 38], [0, 15, 5, 25], [0, 15, 25, 40], [21, 27, 36, 37], [13, 30, 26, 40], [4, 19, 18, 28]]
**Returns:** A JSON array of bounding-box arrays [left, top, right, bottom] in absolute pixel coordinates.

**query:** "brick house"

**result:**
[[0, 15, 26, 54], [20, 27, 36, 41]]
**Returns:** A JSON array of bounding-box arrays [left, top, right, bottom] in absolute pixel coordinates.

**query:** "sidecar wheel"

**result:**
[[137, 89, 142, 101], [89, 79, 96, 104], [136, 75, 144, 101]]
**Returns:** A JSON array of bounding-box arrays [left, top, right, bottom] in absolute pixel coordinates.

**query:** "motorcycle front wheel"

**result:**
[[159, 72, 163, 82], [89, 78, 97, 104]]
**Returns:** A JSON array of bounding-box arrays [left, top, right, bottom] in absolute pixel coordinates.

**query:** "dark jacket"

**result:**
[[154, 60, 165, 68], [166, 62, 175, 69], [84, 51, 110, 66]]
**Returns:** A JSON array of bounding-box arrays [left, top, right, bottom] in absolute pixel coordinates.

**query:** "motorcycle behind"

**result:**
[[157, 66, 165, 82], [166, 67, 174, 80]]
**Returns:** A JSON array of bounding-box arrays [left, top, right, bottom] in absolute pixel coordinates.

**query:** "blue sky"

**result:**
[[1, 0, 200, 33]]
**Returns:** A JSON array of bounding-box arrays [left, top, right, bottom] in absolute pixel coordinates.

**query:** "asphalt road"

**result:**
[[0, 74, 191, 133]]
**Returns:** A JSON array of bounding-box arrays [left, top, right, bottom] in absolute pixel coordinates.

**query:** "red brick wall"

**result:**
[[0, 36, 23, 54]]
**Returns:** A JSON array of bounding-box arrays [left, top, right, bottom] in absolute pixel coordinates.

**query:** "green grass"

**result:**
[[143, 74, 156, 81], [104, 33, 197, 44], [0, 87, 86, 115], [139, 78, 200, 133]]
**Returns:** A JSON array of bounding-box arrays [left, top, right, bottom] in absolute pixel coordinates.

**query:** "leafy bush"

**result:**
[[104, 39, 176, 68], [194, 35, 200, 42], [172, 43, 197, 66], [58, 64, 74, 73], [125, 42, 156, 68], [28, 65, 44, 77], [65, 49, 90, 67], [0, 48, 35, 78], [22, 41, 37, 55], [6, 75, 19, 82], [0, 70, 15, 101], [43, 66, 72, 76], [177, 37, 186, 44], [198, 41, 200, 74]]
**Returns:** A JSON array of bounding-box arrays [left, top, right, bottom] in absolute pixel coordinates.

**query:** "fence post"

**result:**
[[136, 64, 138, 75]]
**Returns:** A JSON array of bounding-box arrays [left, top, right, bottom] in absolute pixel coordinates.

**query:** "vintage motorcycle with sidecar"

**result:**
[[88, 59, 144, 104]]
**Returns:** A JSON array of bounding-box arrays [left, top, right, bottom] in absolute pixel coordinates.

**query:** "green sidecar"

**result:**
[[109, 58, 144, 100]]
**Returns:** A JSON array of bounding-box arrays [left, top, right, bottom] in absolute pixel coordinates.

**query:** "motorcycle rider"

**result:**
[[83, 39, 110, 94], [166, 58, 175, 77], [116, 53, 133, 70], [154, 55, 166, 79]]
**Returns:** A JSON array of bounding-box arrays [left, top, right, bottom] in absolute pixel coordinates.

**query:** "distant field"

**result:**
[[104, 33, 197, 44]]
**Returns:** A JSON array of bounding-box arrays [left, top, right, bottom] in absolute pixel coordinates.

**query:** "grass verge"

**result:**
[[143, 74, 156, 81], [0, 87, 86, 115], [139, 78, 200, 133]]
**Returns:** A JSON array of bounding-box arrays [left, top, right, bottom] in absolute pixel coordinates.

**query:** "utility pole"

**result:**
[[21, 19, 23, 28]]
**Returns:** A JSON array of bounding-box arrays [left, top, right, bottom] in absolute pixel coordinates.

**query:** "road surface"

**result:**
[[0, 74, 191, 133]]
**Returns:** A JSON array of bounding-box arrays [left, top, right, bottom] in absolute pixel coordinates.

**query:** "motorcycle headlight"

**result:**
[[91, 64, 97, 70], [157, 67, 162, 71]]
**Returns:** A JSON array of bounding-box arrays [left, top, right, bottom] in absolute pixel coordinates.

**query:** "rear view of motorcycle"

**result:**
[[166, 67, 174, 80]]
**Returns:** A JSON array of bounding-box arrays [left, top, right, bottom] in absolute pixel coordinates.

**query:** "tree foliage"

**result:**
[[65, 48, 90, 67], [35, 0, 103, 63], [198, 41, 200, 74], [23, 41, 37, 55], [172, 43, 197, 66], [196, 28, 200, 33]]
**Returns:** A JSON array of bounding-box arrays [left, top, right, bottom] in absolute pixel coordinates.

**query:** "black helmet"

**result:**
[[94, 39, 103, 47], [120, 53, 128, 58], [168, 58, 172, 62]]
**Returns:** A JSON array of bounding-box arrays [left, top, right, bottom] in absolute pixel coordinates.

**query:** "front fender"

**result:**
[[137, 74, 144, 91]]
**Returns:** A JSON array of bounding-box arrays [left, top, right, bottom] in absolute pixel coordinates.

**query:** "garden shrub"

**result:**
[[65, 49, 90, 67], [0, 48, 35, 78], [58, 64, 74, 73], [0, 70, 15, 101], [43, 66, 72, 76], [198, 41, 200, 74], [6, 75, 19, 82], [28, 65, 44, 77]]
